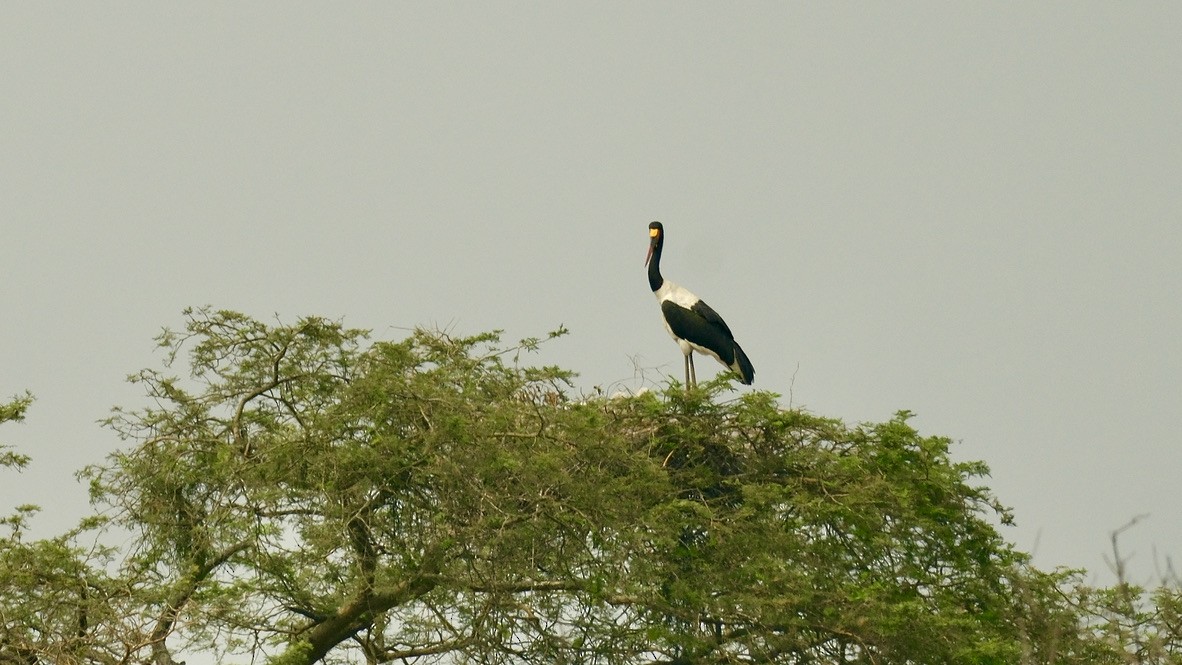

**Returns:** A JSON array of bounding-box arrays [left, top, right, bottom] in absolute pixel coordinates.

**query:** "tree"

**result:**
[[2, 393, 129, 665], [1, 392, 33, 473], [3, 308, 1180, 664]]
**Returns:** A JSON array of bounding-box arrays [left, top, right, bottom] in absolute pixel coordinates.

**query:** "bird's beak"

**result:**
[[644, 242, 654, 267]]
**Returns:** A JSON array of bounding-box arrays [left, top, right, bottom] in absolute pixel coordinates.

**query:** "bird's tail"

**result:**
[[731, 342, 755, 385]]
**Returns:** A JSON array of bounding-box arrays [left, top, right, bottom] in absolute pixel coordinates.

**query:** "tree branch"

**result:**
[[149, 539, 252, 665], [286, 542, 449, 665]]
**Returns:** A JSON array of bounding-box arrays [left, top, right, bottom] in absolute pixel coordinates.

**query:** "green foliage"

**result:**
[[2, 393, 124, 665], [1, 392, 34, 471], [0, 392, 33, 425], [612, 391, 1023, 664], [2, 310, 1181, 664]]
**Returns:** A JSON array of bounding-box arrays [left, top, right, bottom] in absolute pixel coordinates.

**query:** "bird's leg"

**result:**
[[688, 354, 697, 389], [683, 354, 692, 389]]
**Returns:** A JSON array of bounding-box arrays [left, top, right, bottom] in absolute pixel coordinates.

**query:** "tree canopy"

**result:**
[[2, 308, 1179, 664]]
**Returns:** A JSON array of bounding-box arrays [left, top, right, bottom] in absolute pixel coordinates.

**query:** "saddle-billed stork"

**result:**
[[645, 221, 755, 389]]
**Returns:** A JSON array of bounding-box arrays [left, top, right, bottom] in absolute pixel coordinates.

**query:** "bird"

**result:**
[[645, 221, 755, 389]]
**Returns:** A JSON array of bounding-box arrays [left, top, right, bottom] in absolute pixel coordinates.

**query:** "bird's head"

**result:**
[[645, 221, 664, 266]]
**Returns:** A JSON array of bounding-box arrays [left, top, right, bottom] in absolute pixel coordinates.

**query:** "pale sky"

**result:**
[[3, 4, 1180, 585]]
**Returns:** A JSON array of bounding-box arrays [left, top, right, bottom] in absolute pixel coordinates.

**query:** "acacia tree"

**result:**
[[4, 309, 1180, 664], [2, 394, 134, 665], [85, 309, 662, 664]]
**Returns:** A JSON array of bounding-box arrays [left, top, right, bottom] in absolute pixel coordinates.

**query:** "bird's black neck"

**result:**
[[647, 238, 664, 292]]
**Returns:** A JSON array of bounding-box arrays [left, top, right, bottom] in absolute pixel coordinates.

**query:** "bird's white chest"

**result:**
[[654, 279, 700, 309], [653, 280, 701, 348]]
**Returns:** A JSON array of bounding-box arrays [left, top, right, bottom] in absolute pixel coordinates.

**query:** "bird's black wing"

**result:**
[[689, 299, 736, 340], [661, 300, 738, 366]]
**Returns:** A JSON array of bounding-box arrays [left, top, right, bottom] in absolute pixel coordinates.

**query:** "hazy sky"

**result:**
[[3, 4, 1180, 585]]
